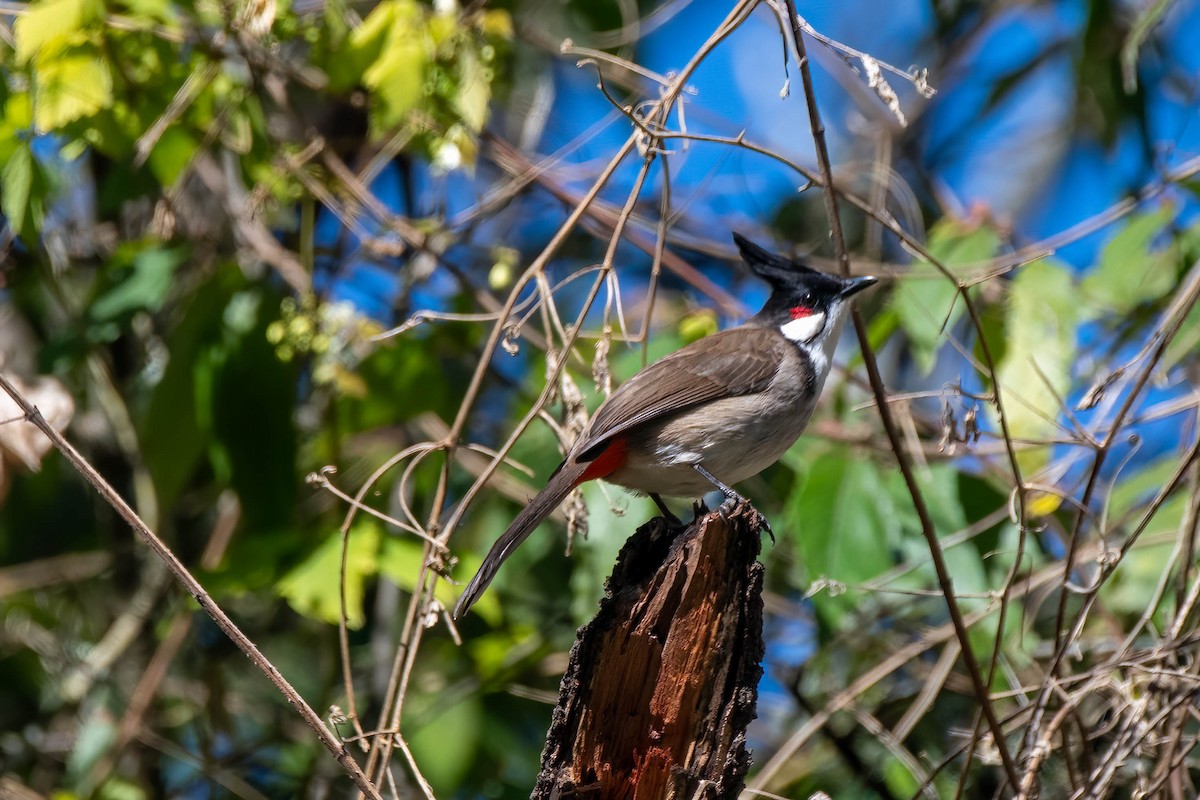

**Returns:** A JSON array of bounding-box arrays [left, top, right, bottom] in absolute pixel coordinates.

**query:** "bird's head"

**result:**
[[734, 232, 877, 350]]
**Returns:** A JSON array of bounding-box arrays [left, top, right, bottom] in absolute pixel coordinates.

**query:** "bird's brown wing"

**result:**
[[575, 327, 790, 462]]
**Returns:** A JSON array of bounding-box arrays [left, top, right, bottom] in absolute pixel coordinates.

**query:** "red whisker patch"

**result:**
[[789, 306, 813, 319]]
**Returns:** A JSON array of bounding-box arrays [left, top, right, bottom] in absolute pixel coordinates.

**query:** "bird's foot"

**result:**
[[714, 496, 774, 543], [690, 464, 774, 541], [649, 493, 685, 528]]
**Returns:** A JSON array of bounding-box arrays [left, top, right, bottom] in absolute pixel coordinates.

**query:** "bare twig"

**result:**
[[0, 372, 382, 800], [779, 0, 1022, 788]]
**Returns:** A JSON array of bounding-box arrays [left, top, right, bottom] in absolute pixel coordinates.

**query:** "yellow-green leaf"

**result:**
[[895, 218, 1000, 374], [479, 9, 513, 39], [407, 697, 483, 791], [378, 536, 462, 610], [995, 258, 1079, 471], [33, 52, 113, 130], [454, 46, 490, 133], [1081, 208, 1178, 314], [1, 145, 34, 236], [1163, 300, 1200, 372], [1, 143, 48, 236], [679, 308, 719, 343], [350, 0, 406, 49], [147, 126, 200, 186], [113, 0, 180, 27], [426, 12, 455, 46], [362, 35, 426, 132], [0, 94, 34, 149], [278, 522, 381, 628], [327, 0, 410, 90], [14, 0, 101, 64]]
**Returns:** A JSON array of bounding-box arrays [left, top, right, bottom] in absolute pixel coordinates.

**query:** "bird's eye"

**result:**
[[789, 293, 820, 319]]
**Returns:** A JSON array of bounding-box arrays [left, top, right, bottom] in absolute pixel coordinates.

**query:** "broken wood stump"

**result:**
[[534, 502, 767, 800]]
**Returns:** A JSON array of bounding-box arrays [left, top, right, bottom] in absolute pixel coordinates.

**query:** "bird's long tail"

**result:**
[[453, 459, 588, 618]]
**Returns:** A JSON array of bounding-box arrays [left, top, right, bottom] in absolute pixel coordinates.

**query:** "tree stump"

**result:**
[[534, 502, 766, 799]]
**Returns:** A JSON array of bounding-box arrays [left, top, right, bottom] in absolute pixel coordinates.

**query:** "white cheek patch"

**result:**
[[780, 311, 826, 343]]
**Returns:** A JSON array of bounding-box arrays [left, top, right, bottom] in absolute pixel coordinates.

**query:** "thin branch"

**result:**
[[780, 0, 1022, 788], [0, 372, 382, 800]]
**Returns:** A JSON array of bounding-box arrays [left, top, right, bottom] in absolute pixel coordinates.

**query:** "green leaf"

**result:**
[[995, 258, 1079, 472], [895, 219, 1000, 374], [33, 51, 114, 130], [571, 482, 656, 620], [326, 0, 432, 134], [362, 19, 428, 132], [278, 521, 381, 628], [320, 0, 350, 50], [1163, 300, 1200, 372], [65, 705, 115, 781], [1104, 539, 1177, 617], [678, 309, 719, 343], [112, 0, 179, 27], [407, 695, 483, 791], [208, 291, 298, 530], [90, 245, 187, 320], [479, 8, 513, 39], [0, 94, 34, 162], [345, 325, 464, 429], [1, 143, 33, 235], [971, 295, 1008, 373], [1081, 209, 1178, 314], [379, 535, 464, 610], [146, 126, 200, 186], [884, 464, 989, 608], [1105, 456, 1186, 530], [0, 97, 48, 235], [466, 624, 542, 680], [14, 0, 100, 64], [326, 0, 407, 90], [453, 46, 490, 133], [903, 463, 966, 536], [883, 755, 921, 799], [141, 267, 244, 509], [783, 454, 898, 626], [96, 779, 147, 800]]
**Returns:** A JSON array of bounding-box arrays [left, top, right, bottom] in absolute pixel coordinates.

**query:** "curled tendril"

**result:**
[[501, 322, 522, 355]]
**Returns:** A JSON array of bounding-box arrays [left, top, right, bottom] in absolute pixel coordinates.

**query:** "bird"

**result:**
[[453, 232, 877, 618]]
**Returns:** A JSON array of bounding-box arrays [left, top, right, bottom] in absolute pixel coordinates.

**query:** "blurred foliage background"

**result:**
[[2, 0, 1200, 797]]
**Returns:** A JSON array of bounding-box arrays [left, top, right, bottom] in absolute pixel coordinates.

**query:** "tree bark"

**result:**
[[534, 502, 766, 800]]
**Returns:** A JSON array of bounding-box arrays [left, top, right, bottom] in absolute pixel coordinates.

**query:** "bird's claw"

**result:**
[[757, 512, 776, 544], [715, 496, 775, 543]]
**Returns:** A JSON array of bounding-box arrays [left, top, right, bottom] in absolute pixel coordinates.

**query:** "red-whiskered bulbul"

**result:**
[[453, 233, 877, 617]]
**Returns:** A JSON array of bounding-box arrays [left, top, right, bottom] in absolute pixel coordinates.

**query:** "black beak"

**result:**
[[839, 275, 878, 298]]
